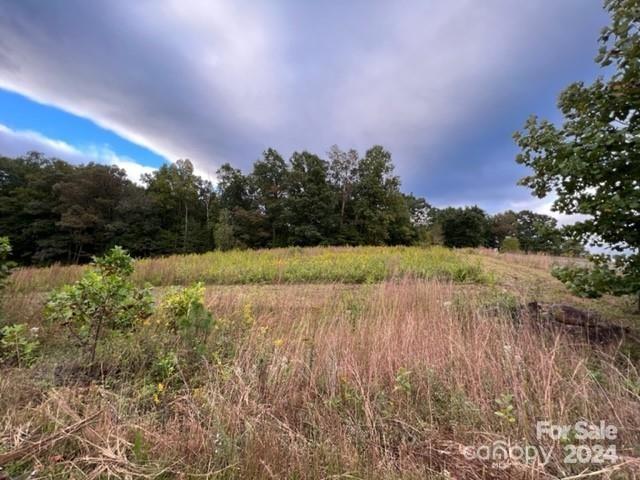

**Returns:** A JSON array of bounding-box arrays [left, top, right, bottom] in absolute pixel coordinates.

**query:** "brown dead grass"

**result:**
[[2, 279, 639, 478]]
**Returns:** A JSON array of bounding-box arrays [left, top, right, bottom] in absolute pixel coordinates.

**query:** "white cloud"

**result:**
[[0, 123, 156, 183], [508, 195, 590, 226]]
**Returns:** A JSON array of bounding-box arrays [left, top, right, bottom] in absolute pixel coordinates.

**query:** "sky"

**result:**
[[0, 0, 608, 216]]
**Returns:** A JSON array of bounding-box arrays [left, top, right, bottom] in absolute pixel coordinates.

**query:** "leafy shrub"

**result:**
[[152, 350, 178, 381], [494, 393, 516, 424], [553, 265, 614, 299], [0, 323, 39, 367], [394, 367, 412, 394], [45, 246, 153, 363], [500, 236, 521, 253], [160, 282, 213, 352], [553, 254, 640, 310]]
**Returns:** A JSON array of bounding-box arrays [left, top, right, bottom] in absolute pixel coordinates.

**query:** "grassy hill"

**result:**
[[1, 247, 639, 479]]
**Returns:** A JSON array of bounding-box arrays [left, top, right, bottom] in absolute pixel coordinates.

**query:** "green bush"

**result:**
[[0, 323, 39, 367], [45, 246, 153, 363], [160, 282, 213, 353], [500, 236, 521, 253], [553, 254, 640, 310]]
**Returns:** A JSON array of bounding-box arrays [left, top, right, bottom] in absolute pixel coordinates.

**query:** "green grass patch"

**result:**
[[9, 246, 488, 292]]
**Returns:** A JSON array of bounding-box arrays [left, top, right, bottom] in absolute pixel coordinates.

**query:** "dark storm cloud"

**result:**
[[0, 0, 607, 210]]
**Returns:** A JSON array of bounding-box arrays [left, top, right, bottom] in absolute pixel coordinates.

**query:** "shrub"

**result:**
[[494, 393, 516, 424], [160, 282, 213, 353], [553, 254, 640, 311], [45, 246, 153, 363], [0, 323, 39, 367], [500, 236, 521, 253]]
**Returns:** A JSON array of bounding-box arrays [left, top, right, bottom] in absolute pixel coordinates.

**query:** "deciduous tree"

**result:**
[[514, 0, 640, 308]]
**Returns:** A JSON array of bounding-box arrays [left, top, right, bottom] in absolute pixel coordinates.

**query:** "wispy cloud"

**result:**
[[0, 123, 156, 183]]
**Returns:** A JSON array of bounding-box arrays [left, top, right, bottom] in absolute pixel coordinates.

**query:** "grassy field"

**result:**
[[7, 246, 487, 292], [1, 247, 639, 479]]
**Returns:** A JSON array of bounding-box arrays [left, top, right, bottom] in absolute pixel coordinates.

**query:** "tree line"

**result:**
[[0, 147, 582, 265]]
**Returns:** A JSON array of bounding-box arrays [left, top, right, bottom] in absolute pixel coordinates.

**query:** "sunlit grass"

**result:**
[[8, 246, 488, 292]]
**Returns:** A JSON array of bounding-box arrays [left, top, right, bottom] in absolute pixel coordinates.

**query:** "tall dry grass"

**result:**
[[2, 280, 638, 478], [474, 248, 588, 271]]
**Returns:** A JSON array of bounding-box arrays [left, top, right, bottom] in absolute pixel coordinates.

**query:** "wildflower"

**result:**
[[273, 338, 284, 347], [243, 303, 254, 325]]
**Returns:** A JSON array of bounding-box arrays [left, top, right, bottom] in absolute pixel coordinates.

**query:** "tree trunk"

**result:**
[[90, 315, 103, 364]]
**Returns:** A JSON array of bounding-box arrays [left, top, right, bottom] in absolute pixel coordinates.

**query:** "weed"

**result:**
[[394, 367, 413, 394], [0, 323, 39, 367], [494, 393, 516, 424]]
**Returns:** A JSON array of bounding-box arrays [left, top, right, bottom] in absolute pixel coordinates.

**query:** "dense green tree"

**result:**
[[213, 209, 236, 251], [1, 146, 449, 263], [216, 163, 251, 212], [437, 206, 489, 248], [54, 162, 133, 262], [199, 179, 217, 240], [215, 163, 269, 248], [285, 151, 336, 246], [488, 210, 518, 248], [0, 153, 73, 263], [514, 0, 639, 307], [403, 194, 431, 245], [557, 227, 588, 257], [515, 210, 562, 254], [251, 148, 289, 246], [327, 145, 359, 242], [352, 146, 402, 245], [111, 186, 164, 257], [143, 159, 213, 253], [386, 193, 418, 245]]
